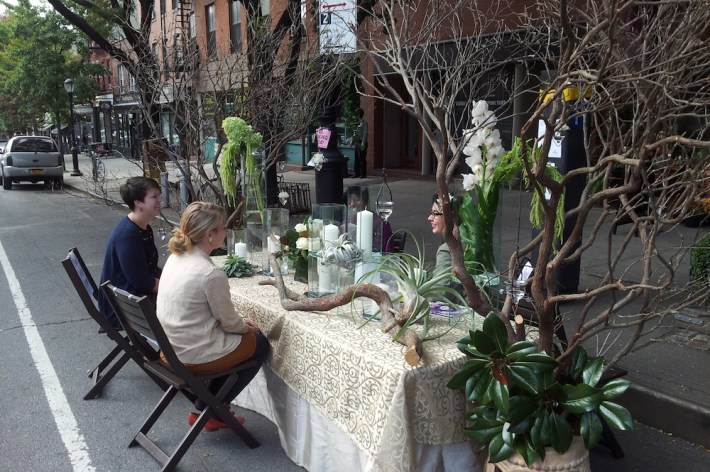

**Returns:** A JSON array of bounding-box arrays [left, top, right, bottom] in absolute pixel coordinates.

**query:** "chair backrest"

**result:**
[[62, 247, 114, 333], [100, 281, 191, 379], [99, 282, 166, 363]]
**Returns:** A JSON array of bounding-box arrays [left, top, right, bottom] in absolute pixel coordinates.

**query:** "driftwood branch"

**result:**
[[259, 254, 423, 365]]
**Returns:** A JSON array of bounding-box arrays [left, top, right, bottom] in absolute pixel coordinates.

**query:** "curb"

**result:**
[[618, 382, 710, 449]]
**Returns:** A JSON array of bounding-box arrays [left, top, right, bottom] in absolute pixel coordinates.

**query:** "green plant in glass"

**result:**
[[221, 117, 263, 210], [223, 253, 259, 278], [448, 313, 633, 465], [365, 232, 469, 340]]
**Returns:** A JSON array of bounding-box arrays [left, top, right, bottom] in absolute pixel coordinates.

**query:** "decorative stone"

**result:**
[[487, 436, 590, 472]]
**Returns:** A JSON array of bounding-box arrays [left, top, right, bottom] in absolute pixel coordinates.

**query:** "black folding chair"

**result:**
[[61, 247, 166, 400], [101, 282, 260, 471]]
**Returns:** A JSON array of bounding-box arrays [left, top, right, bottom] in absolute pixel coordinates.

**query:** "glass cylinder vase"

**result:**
[[307, 203, 346, 297], [227, 229, 250, 259], [263, 208, 289, 275]]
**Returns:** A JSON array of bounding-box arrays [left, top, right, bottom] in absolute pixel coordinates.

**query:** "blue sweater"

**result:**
[[98, 216, 162, 326]]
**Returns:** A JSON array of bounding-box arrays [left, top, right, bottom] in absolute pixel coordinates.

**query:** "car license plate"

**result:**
[[30, 169, 43, 175]]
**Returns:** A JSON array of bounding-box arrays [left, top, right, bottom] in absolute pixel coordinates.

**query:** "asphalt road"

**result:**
[[0, 185, 304, 472], [1, 184, 708, 472]]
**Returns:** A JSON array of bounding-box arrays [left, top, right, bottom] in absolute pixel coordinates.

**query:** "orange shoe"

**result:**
[[187, 410, 246, 432]]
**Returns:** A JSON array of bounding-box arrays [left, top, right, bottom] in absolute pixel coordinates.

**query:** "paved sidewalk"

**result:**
[[61, 153, 710, 467]]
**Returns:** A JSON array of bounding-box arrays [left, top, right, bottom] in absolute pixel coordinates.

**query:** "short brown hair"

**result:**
[[120, 177, 160, 210]]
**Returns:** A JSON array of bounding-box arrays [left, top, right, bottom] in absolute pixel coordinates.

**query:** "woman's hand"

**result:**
[[245, 319, 260, 334]]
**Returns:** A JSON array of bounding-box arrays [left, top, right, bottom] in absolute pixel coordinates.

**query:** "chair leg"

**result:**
[[131, 386, 179, 448], [83, 349, 131, 400]]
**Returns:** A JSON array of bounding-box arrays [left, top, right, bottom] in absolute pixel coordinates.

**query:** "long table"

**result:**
[[226, 272, 482, 472]]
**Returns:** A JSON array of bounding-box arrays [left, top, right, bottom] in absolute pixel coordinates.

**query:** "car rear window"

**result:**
[[12, 138, 57, 153]]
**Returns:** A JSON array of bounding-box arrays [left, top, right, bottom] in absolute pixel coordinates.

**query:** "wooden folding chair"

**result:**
[[101, 282, 260, 471], [62, 247, 166, 400]]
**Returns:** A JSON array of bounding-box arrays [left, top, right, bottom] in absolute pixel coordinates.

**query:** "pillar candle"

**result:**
[[318, 260, 331, 293], [268, 236, 280, 254], [235, 242, 247, 258], [324, 224, 339, 244], [357, 210, 373, 255]]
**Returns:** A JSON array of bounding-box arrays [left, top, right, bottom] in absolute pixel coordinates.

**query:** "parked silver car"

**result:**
[[0, 135, 64, 190]]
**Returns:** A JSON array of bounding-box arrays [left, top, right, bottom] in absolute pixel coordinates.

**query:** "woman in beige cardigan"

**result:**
[[157, 202, 269, 431]]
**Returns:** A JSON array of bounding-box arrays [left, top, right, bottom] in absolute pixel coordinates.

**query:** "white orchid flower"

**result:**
[[466, 153, 483, 170], [471, 100, 489, 118], [462, 173, 482, 191]]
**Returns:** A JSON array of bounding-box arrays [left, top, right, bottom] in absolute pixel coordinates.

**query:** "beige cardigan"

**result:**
[[156, 247, 248, 364]]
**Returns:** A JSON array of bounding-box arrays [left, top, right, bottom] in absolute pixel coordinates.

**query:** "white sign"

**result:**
[[537, 119, 563, 159], [319, 0, 357, 54]]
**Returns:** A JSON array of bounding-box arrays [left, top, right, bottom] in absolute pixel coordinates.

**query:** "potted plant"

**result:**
[[448, 313, 633, 468]]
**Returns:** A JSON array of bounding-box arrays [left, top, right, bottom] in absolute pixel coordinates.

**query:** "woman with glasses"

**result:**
[[428, 194, 466, 300]]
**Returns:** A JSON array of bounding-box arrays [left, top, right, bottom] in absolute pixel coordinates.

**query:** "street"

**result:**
[[1, 185, 708, 471], [0, 186, 303, 472]]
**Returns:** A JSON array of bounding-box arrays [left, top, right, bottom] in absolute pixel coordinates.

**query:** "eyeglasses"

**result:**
[[429, 210, 444, 217]]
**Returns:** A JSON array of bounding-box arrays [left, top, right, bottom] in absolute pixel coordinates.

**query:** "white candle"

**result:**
[[318, 260, 331, 293], [324, 224, 339, 244], [235, 242, 247, 258], [358, 210, 373, 255]]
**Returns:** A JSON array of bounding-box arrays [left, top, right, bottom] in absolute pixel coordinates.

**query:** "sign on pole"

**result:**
[[319, 0, 357, 54]]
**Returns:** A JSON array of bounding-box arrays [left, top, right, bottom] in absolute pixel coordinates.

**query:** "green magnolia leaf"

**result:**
[[472, 330, 498, 355], [487, 433, 516, 463], [599, 401, 635, 430], [506, 341, 538, 360], [570, 346, 588, 380], [489, 376, 510, 415], [582, 356, 604, 387], [601, 378, 631, 400], [548, 411, 574, 453], [465, 368, 488, 401], [562, 383, 603, 414], [530, 413, 549, 451], [507, 396, 538, 433], [447, 358, 488, 390], [465, 417, 504, 444], [508, 364, 543, 395], [580, 411, 603, 449], [514, 436, 540, 467], [482, 312, 509, 353], [473, 370, 493, 402]]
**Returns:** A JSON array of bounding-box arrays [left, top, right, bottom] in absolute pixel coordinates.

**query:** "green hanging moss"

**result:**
[[221, 117, 263, 209]]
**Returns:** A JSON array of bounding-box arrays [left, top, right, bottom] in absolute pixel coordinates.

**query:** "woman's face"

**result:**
[[348, 194, 364, 212], [137, 188, 162, 220], [428, 202, 445, 235]]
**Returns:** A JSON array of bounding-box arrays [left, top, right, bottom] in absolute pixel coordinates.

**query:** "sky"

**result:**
[[1, 0, 48, 15]]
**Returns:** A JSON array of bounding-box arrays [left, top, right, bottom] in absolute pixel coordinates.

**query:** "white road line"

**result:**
[[0, 241, 95, 472]]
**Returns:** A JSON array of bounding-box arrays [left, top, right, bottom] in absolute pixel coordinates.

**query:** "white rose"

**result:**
[[296, 237, 309, 250], [294, 223, 307, 233]]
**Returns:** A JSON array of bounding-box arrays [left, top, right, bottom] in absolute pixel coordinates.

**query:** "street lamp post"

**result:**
[[63, 78, 82, 177]]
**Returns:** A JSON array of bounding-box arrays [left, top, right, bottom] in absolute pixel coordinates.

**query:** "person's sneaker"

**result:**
[[187, 410, 245, 432]]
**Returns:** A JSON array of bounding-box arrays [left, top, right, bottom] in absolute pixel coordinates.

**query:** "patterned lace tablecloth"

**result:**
[[227, 272, 472, 472]]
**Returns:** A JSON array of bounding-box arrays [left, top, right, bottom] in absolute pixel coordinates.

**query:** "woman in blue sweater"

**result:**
[[99, 177, 163, 329]]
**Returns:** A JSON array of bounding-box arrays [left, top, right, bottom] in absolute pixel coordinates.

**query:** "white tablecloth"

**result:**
[[227, 273, 483, 472]]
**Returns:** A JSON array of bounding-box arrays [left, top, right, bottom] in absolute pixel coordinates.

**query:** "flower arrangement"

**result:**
[[221, 117, 263, 209], [458, 100, 521, 274], [280, 220, 310, 282], [310, 152, 325, 171], [278, 191, 289, 206]]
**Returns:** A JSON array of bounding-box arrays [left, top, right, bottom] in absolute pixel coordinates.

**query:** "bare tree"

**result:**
[[46, 0, 347, 218], [284, 0, 710, 365]]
